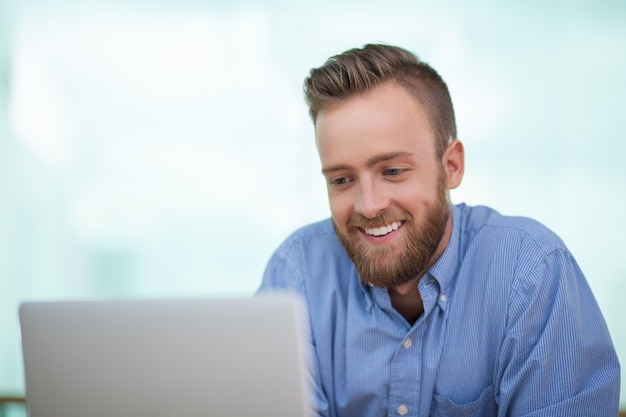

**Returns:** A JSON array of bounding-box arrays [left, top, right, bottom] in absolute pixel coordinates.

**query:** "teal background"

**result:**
[[1, 0, 625, 411]]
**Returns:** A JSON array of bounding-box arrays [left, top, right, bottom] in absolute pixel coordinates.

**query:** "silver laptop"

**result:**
[[19, 293, 312, 417]]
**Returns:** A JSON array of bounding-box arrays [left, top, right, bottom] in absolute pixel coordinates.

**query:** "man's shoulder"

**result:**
[[282, 218, 337, 243], [274, 218, 343, 256], [457, 204, 566, 254], [264, 218, 353, 290]]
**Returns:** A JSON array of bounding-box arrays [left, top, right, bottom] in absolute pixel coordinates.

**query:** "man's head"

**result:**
[[306, 44, 464, 287], [304, 43, 457, 159]]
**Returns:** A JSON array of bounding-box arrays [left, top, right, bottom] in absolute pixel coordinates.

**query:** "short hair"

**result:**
[[304, 43, 457, 158]]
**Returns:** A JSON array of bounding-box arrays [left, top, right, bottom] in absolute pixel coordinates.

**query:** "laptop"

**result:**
[[19, 293, 312, 417]]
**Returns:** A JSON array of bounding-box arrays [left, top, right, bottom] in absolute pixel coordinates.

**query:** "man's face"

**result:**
[[315, 82, 458, 287]]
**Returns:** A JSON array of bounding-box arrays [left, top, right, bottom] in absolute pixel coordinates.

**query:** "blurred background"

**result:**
[[1, 0, 624, 413]]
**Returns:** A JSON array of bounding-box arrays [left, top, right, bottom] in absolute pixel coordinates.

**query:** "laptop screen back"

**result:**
[[19, 294, 311, 417]]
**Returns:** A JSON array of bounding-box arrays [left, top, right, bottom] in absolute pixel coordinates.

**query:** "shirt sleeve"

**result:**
[[496, 248, 621, 416], [257, 249, 332, 417]]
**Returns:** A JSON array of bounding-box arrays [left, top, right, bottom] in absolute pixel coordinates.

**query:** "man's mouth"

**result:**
[[364, 221, 403, 237]]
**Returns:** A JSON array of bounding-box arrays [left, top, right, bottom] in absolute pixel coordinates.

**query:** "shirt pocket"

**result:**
[[430, 385, 496, 417]]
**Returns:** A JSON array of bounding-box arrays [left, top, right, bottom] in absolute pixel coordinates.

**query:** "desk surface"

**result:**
[[0, 395, 25, 403]]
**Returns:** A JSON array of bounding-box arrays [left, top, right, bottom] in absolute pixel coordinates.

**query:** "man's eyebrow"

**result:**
[[321, 164, 350, 176], [365, 151, 415, 167], [321, 151, 415, 176]]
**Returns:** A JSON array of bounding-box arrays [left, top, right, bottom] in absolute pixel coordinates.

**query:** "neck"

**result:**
[[388, 279, 423, 324]]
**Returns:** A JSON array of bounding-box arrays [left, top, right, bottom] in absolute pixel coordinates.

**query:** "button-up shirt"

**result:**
[[258, 203, 620, 416]]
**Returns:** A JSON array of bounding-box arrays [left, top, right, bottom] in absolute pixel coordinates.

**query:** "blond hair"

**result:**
[[304, 43, 457, 158]]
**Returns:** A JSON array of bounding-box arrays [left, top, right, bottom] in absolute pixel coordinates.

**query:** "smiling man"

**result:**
[[258, 44, 620, 416]]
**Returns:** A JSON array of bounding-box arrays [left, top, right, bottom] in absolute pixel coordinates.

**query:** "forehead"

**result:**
[[315, 82, 436, 164]]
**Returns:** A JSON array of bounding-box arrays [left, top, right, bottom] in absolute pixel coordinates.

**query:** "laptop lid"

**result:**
[[19, 293, 311, 417]]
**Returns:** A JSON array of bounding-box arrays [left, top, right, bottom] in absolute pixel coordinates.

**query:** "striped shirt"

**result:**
[[258, 203, 620, 416]]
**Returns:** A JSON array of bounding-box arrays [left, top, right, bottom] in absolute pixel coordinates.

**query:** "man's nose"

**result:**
[[354, 180, 389, 219]]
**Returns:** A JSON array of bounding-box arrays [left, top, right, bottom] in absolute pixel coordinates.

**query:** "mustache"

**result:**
[[347, 210, 413, 230]]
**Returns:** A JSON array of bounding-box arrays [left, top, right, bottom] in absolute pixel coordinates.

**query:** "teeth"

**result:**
[[365, 221, 402, 237]]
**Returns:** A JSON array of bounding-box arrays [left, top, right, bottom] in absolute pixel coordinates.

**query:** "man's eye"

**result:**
[[384, 168, 403, 176], [330, 177, 349, 186]]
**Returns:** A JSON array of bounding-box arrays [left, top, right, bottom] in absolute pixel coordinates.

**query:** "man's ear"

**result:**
[[442, 140, 464, 189]]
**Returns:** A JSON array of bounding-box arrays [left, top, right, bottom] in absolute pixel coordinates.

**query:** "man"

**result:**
[[258, 44, 620, 416]]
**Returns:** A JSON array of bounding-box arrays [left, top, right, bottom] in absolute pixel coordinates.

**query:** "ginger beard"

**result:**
[[333, 170, 450, 288]]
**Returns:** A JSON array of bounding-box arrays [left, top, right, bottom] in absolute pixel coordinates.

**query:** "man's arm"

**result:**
[[258, 251, 331, 417], [496, 249, 620, 416]]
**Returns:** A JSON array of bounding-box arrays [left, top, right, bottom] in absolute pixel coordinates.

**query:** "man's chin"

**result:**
[[357, 268, 414, 288], [352, 250, 408, 286]]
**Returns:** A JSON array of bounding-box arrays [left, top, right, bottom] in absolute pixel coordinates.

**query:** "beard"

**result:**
[[333, 175, 450, 288]]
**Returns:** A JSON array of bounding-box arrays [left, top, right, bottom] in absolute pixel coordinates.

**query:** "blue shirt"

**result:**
[[258, 204, 620, 416]]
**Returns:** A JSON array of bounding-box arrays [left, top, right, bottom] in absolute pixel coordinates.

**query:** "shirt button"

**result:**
[[439, 294, 447, 303], [403, 338, 412, 349], [397, 405, 408, 415]]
